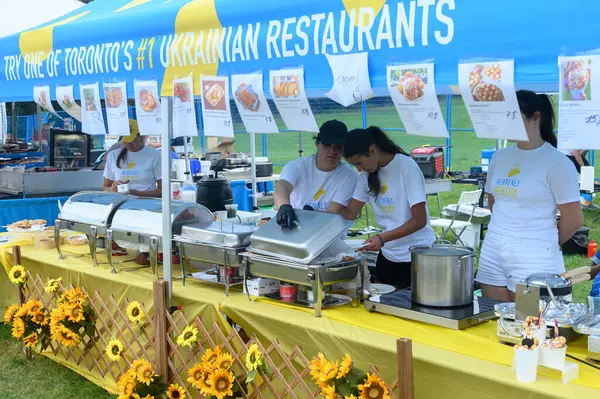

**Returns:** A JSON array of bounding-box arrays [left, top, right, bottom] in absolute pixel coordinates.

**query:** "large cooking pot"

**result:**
[[410, 244, 475, 307], [196, 175, 234, 212]]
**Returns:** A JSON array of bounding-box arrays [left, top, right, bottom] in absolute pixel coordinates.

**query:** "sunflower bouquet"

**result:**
[[49, 287, 96, 347], [4, 299, 52, 350], [187, 345, 245, 399], [309, 353, 390, 399], [116, 359, 167, 399]]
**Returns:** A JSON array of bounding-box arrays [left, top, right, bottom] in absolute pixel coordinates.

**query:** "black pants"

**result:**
[[567, 155, 589, 174], [375, 251, 411, 289]]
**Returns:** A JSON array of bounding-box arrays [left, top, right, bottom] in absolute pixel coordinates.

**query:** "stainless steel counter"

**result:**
[[0, 168, 104, 197]]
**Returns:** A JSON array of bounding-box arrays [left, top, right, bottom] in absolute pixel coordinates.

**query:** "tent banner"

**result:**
[[1, 0, 600, 102]]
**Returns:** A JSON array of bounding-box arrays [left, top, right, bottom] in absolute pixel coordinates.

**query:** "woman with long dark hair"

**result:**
[[102, 119, 162, 197], [340, 126, 435, 288], [477, 90, 583, 301]]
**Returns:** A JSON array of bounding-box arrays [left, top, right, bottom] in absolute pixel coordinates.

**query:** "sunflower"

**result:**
[[8, 265, 26, 285], [136, 362, 155, 385], [321, 384, 337, 399], [105, 339, 125, 361], [208, 368, 234, 399], [245, 344, 263, 371], [187, 363, 212, 395], [23, 332, 39, 348], [337, 354, 353, 379], [4, 304, 19, 324], [127, 301, 145, 324], [117, 376, 136, 399], [14, 305, 28, 319], [26, 300, 43, 316], [63, 287, 87, 304], [44, 277, 62, 294], [130, 358, 151, 376], [63, 303, 85, 323], [358, 373, 389, 399], [201, 345, 222, 366], [176, 326, 198, 348], [310, 353, 329, 382], [134, 394, 154, 399], [215, 353, 234, 371], [31, 311, 49, 326], [11, 317, 25, 338], [166, 383, 186, 399], [53, 326, 81, 347]]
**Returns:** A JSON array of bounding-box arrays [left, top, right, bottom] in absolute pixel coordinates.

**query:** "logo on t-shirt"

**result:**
[[127, 161, 136, 170], [313, 186, 326, 201], [494, 164, 521, 197], [374, 182, 395, 214]]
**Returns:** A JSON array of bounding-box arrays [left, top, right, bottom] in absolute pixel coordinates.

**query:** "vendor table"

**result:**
[[0, 240, 598, 398]]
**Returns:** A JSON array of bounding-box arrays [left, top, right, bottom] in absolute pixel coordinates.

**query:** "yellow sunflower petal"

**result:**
[[23, 332, 39, 348], [176, 326, 198, 348], [245, 344, 263, 371], [358, 373, 390, 399], [166, 383, 187, 399], [3, 304, 20, 324], [105, 339, 125, 362], [208, 368, 234, 399], [9, 265, 27, 285], [127, 301, 146, 324]]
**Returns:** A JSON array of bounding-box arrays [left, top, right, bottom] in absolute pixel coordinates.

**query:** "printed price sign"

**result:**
[[103, 81, 129, 136], [458, 60, 527, 141], [270, 67, 318, 133], [558, 55, 600, 150], [231, 73, 278, 134], [200, 76, 234, 138]]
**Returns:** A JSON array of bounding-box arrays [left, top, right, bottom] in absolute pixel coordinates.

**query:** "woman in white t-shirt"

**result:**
[[477, 91, 583, 301], [340, 126, 435, 288], [274, 120, 358, 227], [102, 119, 162, 198]]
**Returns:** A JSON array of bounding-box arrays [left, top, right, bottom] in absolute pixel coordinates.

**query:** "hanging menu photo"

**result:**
[[56, 85, 82, 122], [103, 81, 129, 136], [79, 83, 106, 135], [458, 61, 527, 141], [173, 76, 198, 138], [134, 79, 163, 136], [558, 56, 600, 149], [232, 73, 278, 134], [200, 76, 234, 138], [387, 63, 448, 138], [33, 85, 62, 119], [270, 68, 318, 133]]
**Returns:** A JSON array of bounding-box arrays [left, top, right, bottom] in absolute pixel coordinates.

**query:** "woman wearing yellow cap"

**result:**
[[102, 119, 162, 197]]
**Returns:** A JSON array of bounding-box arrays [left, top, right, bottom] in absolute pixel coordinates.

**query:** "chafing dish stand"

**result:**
[[54, 191, 129, 267], [174, 220, 256, 295], [242, 252, 364, 317]]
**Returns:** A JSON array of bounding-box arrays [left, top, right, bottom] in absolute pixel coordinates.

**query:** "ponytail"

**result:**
[[516, 90, 557, 148], [343, 126, 408, 197], [116, 147, 129, 169]]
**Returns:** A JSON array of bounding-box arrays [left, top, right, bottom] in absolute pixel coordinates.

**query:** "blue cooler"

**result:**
[[481, 148, 496, 173]]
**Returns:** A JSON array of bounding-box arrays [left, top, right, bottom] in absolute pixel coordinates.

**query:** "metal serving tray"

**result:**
[[249, 209, 352, 264], [175, 237, 247, 267], [180, 221, 256, 248]]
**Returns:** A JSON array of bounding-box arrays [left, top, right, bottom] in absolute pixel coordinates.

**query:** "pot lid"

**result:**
[[524, 272, 571, 289], [410, 244, 473, 257]]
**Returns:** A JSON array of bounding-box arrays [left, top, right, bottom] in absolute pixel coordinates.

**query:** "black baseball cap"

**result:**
[[316, 120, 348, 145]]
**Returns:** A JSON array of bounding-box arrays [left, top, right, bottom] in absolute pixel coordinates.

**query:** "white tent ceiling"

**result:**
[[0, 0, 84, 38]]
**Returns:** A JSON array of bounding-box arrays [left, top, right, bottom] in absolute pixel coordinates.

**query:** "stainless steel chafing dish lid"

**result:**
[[110, 198, 214, 237], [179, 221, 256, 248], [58, 191, 129, 226], [249, 209, 352, 264]]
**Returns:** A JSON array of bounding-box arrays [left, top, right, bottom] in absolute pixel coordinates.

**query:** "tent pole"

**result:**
[[183, 137, 190, 180], [250, 132, 258, 210], [11, 103, 16, 140], [36, 104, 42, 151], [298, 131, 303, 158], [161, 97, 173, 305], [496, 139, 502, 151]]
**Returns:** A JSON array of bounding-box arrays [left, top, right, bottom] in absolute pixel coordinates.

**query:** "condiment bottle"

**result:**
[[588, 239, 598, 258]]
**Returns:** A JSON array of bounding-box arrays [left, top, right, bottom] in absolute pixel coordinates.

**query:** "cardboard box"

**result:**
[[206, 137, 235, 155], [242, 278, 280, 296]]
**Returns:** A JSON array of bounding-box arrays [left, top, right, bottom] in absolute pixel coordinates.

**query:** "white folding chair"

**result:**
[[430, 189, 482, 247]]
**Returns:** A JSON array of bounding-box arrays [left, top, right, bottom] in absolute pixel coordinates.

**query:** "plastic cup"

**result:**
[[540, 345, 567, 369], [514, 347, 539, 383]]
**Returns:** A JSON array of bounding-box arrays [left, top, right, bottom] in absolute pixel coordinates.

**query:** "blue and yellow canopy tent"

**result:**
[[1, 0, 599, 296]]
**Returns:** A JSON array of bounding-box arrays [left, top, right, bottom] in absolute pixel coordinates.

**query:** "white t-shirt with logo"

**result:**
[[103, 146, 162, 192], [279, 155, 358, 211], [485, 143, 580, 242], [353, 154, 435, 262]]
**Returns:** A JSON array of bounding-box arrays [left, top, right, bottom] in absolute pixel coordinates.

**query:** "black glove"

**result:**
[[276, 204, 296, 228], [303, 205, 314, 211]]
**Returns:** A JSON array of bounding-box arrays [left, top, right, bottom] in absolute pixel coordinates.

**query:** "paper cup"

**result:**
[[514, 347, 539, 383], [540, 345, 567, 369], [534, 327, 547, 345]]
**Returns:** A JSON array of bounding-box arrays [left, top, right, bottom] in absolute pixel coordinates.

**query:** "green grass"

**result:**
[[0, 323, 112, 399]]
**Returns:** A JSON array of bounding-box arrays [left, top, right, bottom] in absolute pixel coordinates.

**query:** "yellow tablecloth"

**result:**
[[1, 241, 599, 398]]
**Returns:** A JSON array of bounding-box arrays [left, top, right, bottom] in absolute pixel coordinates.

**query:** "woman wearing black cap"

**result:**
[[340, 126, 435, 288], [275, 120, 358, 227]]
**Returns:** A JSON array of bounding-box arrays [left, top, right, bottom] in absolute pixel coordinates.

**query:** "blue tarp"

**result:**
[[1, 0, 597, 102]]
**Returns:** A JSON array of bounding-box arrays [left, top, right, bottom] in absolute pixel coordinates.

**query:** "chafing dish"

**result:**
[[174, 221, 256, 294], [54, 191, 129, 266], [106, 198, 213, 274], [242, 211, 361, 317]]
